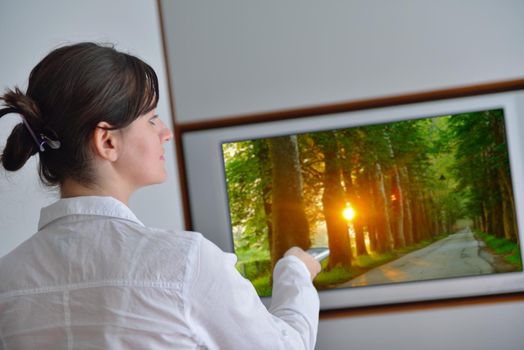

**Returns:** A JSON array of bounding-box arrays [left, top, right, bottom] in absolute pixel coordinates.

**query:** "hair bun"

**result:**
[[0, 88, 43, 171], [1, 87, 42, 125]]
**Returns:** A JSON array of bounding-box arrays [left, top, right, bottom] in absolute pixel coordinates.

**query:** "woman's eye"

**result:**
[[149, 115, 159, 125]]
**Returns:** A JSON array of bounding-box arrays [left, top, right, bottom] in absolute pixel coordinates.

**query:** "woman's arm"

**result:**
[[184, 237, 320, 350]]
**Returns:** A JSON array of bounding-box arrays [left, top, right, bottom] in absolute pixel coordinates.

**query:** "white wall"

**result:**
[[318, 300, 524, 350], [163, 0, 524, 123], [0, 0, 184, 258], [159, 1, 524, 349]]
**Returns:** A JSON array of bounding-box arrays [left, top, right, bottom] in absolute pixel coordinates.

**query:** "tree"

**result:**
[[337, 129, 368, 257], [268, 135, 311, 267], [312, 131, 352, 269], [448, 109, 517, 240], [384, 128, 406, 248], [223, 140, 271, 257]]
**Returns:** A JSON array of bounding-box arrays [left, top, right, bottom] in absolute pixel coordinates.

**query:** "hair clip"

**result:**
[[21, 117, 60, 152], [40, 134, 61, 150]]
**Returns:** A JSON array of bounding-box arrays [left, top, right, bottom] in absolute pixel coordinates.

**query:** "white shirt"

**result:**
[[0, 196, 319, 350]]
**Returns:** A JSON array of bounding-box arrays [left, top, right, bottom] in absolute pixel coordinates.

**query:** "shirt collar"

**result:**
[[38, 196, 145, 230]]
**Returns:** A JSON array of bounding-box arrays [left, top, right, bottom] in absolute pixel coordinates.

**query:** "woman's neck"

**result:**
[[60, 178, 131, 205]]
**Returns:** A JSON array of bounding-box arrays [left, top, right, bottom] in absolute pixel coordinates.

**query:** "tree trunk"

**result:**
[[500, 185, 513, 241], [420, 193, 433, 240], [385, 133, 406, 248], [497, 167, 518, 241], [341, 155, 368, 257], [481, 203, 488, 233], [493, 114, 518, 241], [400, 167, 414, 246], [364, 168, 379, 252], [411, 195, 422, 243], [318, 135, 352, 270], [268, 136, 310, 268], [373, 162, 394, 252], [484, 170, 504, 238], [255, 141, 274, 256]]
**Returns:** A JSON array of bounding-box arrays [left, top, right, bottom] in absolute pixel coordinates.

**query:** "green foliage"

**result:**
[[506, 248, 522, 267], [252, 274, 272, 297], [235, 249, 270, 263], [236, 258, 271, 280], [355, 252, 396, 268], [314, 267, 357, 288], [236, 258, 272, 296], [223, 140, 271, 258], [298, 134, 328, 226], [446, 110, 510, 225], [476, 231, 522, 270]]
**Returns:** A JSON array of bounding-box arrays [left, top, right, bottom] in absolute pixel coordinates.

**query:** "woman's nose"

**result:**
[[160, 120, 173, 142], [164, 127, 173, 142]]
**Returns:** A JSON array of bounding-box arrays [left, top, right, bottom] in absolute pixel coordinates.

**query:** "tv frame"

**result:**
[[175, 80, 524, 311]]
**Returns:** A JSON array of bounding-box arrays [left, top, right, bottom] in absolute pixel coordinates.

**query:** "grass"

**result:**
[[243, 232, 456, 294], [355, 252, 397, 268], [314, 266, 359, 289], [235, 248, 270, 262], [252, 274, 272, 297], [475, 231, 522, 270]]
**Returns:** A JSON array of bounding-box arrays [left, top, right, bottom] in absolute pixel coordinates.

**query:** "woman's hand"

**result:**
[[284, 247, 322, 280]]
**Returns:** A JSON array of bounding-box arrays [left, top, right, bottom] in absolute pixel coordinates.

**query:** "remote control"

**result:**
[[306, 247, 330, 261]]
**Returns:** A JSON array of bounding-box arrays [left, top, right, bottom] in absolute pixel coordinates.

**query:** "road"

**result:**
[[339, 227, 495, 288]]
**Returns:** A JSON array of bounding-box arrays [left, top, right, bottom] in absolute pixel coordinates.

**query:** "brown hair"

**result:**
[[0, 42, 159, 187]]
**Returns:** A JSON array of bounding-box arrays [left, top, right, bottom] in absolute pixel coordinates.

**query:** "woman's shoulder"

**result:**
[[122, 225, 206, 262], [138, 227, 236, 278], [142, 226, 204, 244]]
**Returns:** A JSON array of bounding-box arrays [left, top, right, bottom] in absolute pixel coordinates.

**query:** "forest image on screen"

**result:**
[[222, 109, 523, 297]]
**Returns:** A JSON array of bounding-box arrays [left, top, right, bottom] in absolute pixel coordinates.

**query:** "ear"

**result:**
[[92, 122, 120, 162]]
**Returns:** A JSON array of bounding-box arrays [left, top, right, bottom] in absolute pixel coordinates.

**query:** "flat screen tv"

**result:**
[[181, 86, 524, 310]]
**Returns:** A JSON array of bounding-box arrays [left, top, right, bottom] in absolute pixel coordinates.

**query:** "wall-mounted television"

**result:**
[[180, 83, 524, 310]]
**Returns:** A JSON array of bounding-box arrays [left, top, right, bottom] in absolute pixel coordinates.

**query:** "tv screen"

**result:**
[[221, 109, 522, 297], [181, 89, 524, 309]]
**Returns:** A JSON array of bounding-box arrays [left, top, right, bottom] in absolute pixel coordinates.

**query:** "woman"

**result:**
[[0, 42, 321, 349]]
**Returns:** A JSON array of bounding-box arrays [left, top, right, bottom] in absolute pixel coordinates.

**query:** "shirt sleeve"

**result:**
[[184, 237, 319, 350]]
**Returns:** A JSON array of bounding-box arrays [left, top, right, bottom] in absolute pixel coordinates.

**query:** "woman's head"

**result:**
[[0, 42, 161, 188]]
